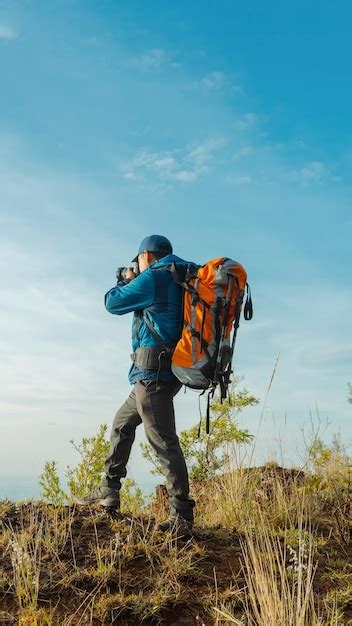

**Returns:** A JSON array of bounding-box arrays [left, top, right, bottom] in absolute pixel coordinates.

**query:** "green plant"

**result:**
[[308, 434, 346, 472], [141, 382, 257, 482], [304, 434, 351, 547], [39, 424, 110, 502], [39, 461, 67, 506], [120, 477, 148, 514], [39, 425, 149, 515], [66, 423, 110, 498], [39, 425, 111, 502]]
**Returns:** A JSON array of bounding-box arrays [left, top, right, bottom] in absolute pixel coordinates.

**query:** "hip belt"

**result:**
[[131, 345, 175, 371]]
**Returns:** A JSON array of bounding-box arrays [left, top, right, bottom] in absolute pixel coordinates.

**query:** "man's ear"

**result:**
[[146, 252, 154, 265]]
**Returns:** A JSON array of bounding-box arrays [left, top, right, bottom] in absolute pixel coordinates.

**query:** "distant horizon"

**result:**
[[0, 472, 159, 502], [1, 420, 343, 502]]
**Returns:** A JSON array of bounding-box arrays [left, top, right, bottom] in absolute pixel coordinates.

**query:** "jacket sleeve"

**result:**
[[104, 270, 155, 315]]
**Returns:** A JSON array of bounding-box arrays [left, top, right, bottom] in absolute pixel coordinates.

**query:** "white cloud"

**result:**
[[196, 71, 226, 90], [172, 170, 198, 182], [233, 113, 258, 130], [231, 175, 252, 185], [194, 71, 242, 92], [123, 170, 138, 180], [233, 145, 255, 159], [134, 152, 177, 170], [0, 26, 17, 40], [187, 137, 226, 166], [121, 149, 178, 181], [128, 48, 180, 71], [300, 160, 327, 181], [121, 137, 227, 184], [138, 48, 167, 68], [288, 160, 342, 185]]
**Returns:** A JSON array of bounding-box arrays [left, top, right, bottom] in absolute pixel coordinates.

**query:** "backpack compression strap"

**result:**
[[221, 281, 254, 402], [244, 283, 253, 320]]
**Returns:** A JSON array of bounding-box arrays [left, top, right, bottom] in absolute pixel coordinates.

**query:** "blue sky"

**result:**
[[0, 0, 351, 495]]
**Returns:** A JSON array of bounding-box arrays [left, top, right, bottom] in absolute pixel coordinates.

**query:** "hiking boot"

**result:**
[[157, 514, 193, 539], [73, 486, 120, 509]]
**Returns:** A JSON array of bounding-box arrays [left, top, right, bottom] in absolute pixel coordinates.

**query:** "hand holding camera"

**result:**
[[116, 264, 140, 282]]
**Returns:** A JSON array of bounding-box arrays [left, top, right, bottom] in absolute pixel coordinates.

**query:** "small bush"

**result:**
[[120, 477, 147, 514], [66, 424, 110, 498], [39, 461, 66, 506], [141, 382, 258, 482]]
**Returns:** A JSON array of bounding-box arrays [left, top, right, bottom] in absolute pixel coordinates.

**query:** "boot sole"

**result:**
[[157, 523, 193, 537], [73, 496, 120, 508], [172, 529, 193, 540], [100, 497, 120, 508]]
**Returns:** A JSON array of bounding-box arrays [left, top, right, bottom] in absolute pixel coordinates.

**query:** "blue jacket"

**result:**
[[105, 254, 191, 384]]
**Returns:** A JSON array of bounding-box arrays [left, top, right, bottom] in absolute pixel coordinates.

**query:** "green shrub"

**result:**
[[66, 424, 110, 498], [120, 477, 148, 514], [39, 425, 147, 513], [39, 461, 67, 506], [141, 382, 258, 482]]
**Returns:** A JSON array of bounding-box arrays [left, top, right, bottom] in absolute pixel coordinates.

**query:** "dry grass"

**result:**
[[1, 457, 351, 625], [240, 518, 317, 625]]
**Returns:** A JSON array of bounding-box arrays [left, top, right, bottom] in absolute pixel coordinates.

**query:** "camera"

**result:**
[[116, 264, 140, 282]]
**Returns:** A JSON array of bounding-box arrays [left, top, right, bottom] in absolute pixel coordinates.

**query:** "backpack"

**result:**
[[169, 257, 253, 434]]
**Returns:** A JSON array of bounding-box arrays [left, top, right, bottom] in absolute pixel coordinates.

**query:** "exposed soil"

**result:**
[[1, 466, 351, 625], [0, 502, 245, 625]]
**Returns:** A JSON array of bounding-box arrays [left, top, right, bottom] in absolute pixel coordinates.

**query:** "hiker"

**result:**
[[77, 235, 195, 537]]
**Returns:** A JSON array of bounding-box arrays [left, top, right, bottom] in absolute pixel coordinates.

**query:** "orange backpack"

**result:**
[[169, 257, 253, 433]]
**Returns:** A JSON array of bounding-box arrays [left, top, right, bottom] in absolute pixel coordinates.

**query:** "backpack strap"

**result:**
[[168, 262, 210, 309], [133, 309, 172, 347], [197, 389, 207, 438], [135, 311, 175, 388], [169, 261, 199, 285], [197, 388, 214, 438], [143, 310, 168, 346], [132, 310, 143, 340], [205, 389, 215, 435], [221, 284, 247, 394], [183, 321, 211, 360], [213, 273, 237, 387], [244, 283, 253, 320]]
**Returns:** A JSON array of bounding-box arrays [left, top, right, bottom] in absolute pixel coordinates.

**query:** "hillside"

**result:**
[[0, 465, 351, 625]]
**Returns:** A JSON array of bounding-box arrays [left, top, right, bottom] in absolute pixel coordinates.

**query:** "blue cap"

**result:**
[[132, 234, 173, 263]]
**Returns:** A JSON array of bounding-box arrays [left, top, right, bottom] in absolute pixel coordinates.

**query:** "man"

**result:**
[[77, 235, 195, 537]]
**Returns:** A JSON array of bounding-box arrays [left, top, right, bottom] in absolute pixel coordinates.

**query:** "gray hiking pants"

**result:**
[[102, 379, 195, 522]]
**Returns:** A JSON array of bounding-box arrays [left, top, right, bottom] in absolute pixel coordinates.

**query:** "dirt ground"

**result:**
[[1, 497, 351, 625]]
